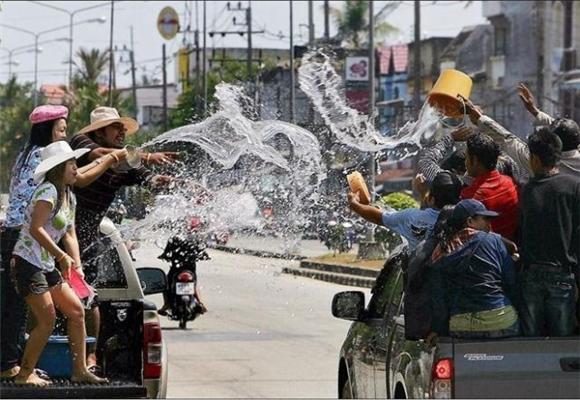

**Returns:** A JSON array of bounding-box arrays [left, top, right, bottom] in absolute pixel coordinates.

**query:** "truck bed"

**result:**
[[450, 336, 580, 398], [0, 379, 147, 399]]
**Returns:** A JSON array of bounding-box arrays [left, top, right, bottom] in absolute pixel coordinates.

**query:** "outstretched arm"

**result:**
[[416, 134, 455, 183]]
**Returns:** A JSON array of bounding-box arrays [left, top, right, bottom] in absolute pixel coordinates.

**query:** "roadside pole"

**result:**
[[130, 26, 137, 118], [162, 43, 168, 131], [366, 0, 375, 241], [202, 0, 207, 116], [107, 0, 115, 106], [289, 0, 295, 123]]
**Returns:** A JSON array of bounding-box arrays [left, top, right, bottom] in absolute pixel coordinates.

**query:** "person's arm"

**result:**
[[498, 235, 517, 302], [61, 228, 83, 278], [459, 94, 533, 175], [142, 152, 180, 167], [518, 83, 554, 126], [75, 149, 128, 188], [347, 192, 383, 225], [29, 199, 75, 279], [416, 134, 455, 183]]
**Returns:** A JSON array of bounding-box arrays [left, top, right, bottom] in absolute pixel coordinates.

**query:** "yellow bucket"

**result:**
[[428, 69, 473, 118]]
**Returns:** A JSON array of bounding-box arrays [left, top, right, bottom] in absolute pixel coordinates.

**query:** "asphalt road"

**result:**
[[133, 242, 370, 398]]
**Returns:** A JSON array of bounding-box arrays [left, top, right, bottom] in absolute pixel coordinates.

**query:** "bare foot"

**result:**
[[14, 371, 51, 386], [0, 366, 20, 379], [71, 370, 108, 384]]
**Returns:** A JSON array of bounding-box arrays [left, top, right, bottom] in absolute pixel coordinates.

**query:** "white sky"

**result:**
[[0, 1, 486, 88]]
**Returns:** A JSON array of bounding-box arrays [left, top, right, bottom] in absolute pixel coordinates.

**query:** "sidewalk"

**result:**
[[211, 234, 382, 288], [213, 234, 359, 260]]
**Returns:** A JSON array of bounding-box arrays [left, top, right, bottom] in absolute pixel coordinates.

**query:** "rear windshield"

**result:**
[[85, 236, 128, 289]]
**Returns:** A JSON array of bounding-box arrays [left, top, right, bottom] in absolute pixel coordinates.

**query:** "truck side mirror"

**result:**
[[137, 267, 167, 295], [332, 291, 365, 321]]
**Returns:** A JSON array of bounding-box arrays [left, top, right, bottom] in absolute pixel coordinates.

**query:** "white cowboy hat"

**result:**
[[77, 106, 139, 136], [33, 141, 90, 184]]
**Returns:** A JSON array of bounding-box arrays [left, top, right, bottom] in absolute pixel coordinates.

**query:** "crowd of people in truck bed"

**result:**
[[348, 84, 579, 341], [1, 105, 178, 386]]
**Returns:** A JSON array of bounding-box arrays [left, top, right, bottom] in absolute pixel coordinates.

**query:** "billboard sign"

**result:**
[[346, 57, 369, 81]]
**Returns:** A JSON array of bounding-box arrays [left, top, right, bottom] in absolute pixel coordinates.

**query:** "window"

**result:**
[[494, 26, 508, 56], [366, 251, 406, 318], [85, 236, 128, 289]]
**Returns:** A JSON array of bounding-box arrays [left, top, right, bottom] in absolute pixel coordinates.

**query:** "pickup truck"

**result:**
[[0, 219, 169, 398], [332, 245, 580, 399]]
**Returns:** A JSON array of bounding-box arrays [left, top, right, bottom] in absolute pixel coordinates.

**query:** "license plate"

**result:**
[[176, 282, 194, 295]]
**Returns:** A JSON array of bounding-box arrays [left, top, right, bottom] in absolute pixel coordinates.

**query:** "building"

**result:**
[[377, 44, 409, 136], [118, 84, 179, 130], [479, 1, 580, 136]]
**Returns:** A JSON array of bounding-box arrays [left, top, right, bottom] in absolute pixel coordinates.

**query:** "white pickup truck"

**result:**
[[1, 219, 169, 398]]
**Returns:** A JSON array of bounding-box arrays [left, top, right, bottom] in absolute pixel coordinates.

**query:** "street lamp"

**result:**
[[1, 18, 106, 105], [29, 1, 111, 87], [1, 37, 69, 80]]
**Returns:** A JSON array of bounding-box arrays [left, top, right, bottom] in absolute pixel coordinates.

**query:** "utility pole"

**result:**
[[413, 0, 421, 118], [289, 0, 295, 123], [162, 44, 168, 131], [247, 2, 252, 79], [108, 0, 115, 106], [562, 0, 574, 118], [202, 0, 207, 116], [308, 0, 314, 44], [368, 0, 375, 207], [195, 0, 201, 113], [324, 0, 329, 41], [130, 26, 138, 118]]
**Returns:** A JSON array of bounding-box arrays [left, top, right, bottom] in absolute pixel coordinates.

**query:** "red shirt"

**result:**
[[461, 170, 519, 241]]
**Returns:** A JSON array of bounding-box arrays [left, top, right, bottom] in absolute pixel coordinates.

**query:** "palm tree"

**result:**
[[328, 0, 401, 49], [73, 48, 110, 86]]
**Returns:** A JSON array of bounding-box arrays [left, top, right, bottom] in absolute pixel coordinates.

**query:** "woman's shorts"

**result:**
[[11, 256, 63, 298]]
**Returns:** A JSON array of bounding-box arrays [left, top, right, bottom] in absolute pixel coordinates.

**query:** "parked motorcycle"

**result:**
[[158, 236, 209, 329]]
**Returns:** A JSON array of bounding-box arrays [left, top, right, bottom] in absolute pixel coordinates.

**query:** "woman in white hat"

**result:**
[[1, 105, 128, 380], [11, 141, 107, 386]]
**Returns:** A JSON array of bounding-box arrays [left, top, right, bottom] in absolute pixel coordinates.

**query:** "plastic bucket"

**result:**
[[347, 171, 371, 205], [36, 335, 96, 378], [428, 69, 473, 117]]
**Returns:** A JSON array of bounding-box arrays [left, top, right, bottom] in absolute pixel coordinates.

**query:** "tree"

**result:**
[[328, 0, 401, 48], [0, 77, 34, 191], [63, 47, 131, 134]]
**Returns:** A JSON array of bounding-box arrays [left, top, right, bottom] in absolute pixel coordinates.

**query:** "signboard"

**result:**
[[346, 56, 369, 81], [157, 6, 180, 40]]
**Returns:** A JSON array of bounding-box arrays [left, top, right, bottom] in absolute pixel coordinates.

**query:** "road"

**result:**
[[133, 242, 370, 398]]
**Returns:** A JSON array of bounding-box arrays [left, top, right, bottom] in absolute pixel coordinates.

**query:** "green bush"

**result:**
[[375, 192, 418, 252]]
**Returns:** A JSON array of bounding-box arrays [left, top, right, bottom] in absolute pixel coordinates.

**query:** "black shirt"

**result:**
[[520, 172, 580, 271], [69, 133, 153, 214]]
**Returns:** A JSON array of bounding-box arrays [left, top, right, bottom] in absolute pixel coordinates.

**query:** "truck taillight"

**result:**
[[430, 358, 453, 399], [143, 321, 162, 379]]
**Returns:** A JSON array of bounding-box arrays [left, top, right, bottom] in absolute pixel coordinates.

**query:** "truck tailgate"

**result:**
[[0, 380, 147, 398], [453, 337, 580, 398]]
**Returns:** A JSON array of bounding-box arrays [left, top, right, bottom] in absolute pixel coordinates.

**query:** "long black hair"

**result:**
[[14, 119, 63, 172], [435, 204, 466, 253]]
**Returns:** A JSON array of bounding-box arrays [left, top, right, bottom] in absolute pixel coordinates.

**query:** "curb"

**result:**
[[282, 266, 376, 288], [299, 260, 380, 278], [210, 244, 306, 260]]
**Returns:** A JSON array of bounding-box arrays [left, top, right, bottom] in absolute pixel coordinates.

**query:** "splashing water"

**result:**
[[298, 50, 445, 158]]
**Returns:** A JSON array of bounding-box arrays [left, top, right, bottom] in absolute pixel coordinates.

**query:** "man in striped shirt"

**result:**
[[69, 107, 175, 371]]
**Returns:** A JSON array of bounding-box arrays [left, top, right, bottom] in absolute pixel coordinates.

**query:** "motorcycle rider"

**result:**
[[157, 235, 207, 317]]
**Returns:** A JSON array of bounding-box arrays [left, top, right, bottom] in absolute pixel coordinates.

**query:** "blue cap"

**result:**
[[451, 199, 499, 225]]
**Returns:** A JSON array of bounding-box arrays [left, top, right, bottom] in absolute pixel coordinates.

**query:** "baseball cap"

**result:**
[[451, 199, 499, 226]]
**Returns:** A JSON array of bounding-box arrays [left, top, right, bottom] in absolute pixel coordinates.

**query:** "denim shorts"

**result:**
[[11, 256, 63, 298]]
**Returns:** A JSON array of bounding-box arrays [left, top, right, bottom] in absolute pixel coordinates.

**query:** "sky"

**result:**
[[0, 1, 486, 88]]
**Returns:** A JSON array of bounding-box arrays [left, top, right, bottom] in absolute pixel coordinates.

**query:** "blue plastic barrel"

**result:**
[[36, 335, 97, 378]]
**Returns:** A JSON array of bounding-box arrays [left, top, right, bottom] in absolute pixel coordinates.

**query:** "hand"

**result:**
[[74, 264, 85, 279], [347, 191, 361, 209], [412, 173, 429, 199], [458, 94, 483, 125], [451, 126, 474, 142], [150, 174, 174, 188], [146, 152, 179, 166], [110, 148, 128, 164], [517, 83, 539, 117], [58, 253, 75, 280]]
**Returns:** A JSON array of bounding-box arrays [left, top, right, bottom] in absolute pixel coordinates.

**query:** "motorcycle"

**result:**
[[158, 236, 209, 329]]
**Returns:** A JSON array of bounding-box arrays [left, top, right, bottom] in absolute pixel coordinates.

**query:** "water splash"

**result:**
[[298, 50, 444, 158]]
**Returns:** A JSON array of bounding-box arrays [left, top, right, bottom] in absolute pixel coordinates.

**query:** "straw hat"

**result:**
[[77, 106, 139, 136], [33, 141, 90, 184]]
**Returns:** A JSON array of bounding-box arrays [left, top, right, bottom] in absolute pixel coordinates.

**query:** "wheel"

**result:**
[[179, 318, 187, 329]]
